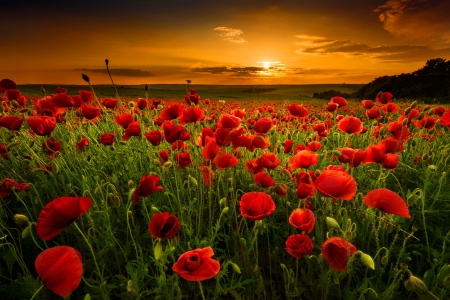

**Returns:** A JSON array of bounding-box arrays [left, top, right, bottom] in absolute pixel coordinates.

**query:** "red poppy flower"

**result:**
[[114, 113, 134, 129], [387, 121, 410, 141], [144, 130, 162, 146], [35, 246, 83, 297], [321, 237, 357, 272], [137, 98, 148, 110], [5, 89, 22, 101], [307, 141, 321, 152], [159, 150, 169, 164], [172, 247, 220, 281], [160, 103, 184, 120], [366, 109, 381, 120], [201, 137, 221, 160], [200, 165, 215, 187], [175, 152, 193, 169], [217, 113, 241, 129], [213, 152, 239, 170], [26, 116, 56, 136], [79, 90, 93, 103], [245, 158, 264, 175], [99, 133, 115, 145], [180, 107, 205, 124], [102, 98, 118, 109], [382, 153, 399, 169], [0, 116, 24, 131], [414, 116, 437, 130], [0, 178, 30, 198], [185, 89, 200, 106], [50, 93, 74, 108], [363, 188, 410, 218], [36, 197, 92, 240], [288, 104, 308, 117], [286, 234, 314, 259], [232, 109, 246, 119], [133, 175, 164, 205], [240, 192, 276, 220], [440, 109, 450, 127], [260, 152, 280, 169], [326, 102, 339, 112], [253, 172, 276, 188], [162, 122, 189, 143], [289, 208, 315, 233], [75, 137, 89, 153], [123, 121, 141, 141], [376, 92, 393, 104], [330, 97, 348, 107], [275, 184, 288, 197], [289, 150, 319, 169], [42, 138, 62, 157], [361, 100, 374, 109], [338, 116, 363, 134], [314, 169, 357, 201], [433, 106, 446, 117], [196, 128, 215, 146], [0, 144, 10, 160], [284, 139, 294, 154], [81, 104, 101, 120], [295, 183, 315, 199], [382, 103, 399, 114], [0, 78, 17, 91], [337, 148, 366, 168], [254, 117, 273, 133], [148, 212, 181, 240]]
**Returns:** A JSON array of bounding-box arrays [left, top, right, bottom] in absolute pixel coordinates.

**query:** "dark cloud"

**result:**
[[191, 65, 285, 77], [75, 68, 154, 77]]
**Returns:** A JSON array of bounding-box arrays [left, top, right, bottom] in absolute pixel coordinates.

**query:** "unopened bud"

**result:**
[[423, 105, 431, 112], [404, 107, 411, 115], [315, 169, 321, 178], [229, 262, 241, 274], [105, 59, 109, 66], [404, 276, 428, 294], [326, 217, 340, 230], [435, 120, 441, 130], [221, 207, 229, 215], [128, 101, 135, 108], [163, 161, 173, 168], [41, 87, 46, 95], [14, 214, 30, 228], [151, 206, 160, 213], [381, 255, 389, 266], [82, 73, 90, 83], [153, 158, 161, 166], [360, 252, 375, 270], [332, 150, 342, 156], [219, 198, 227, 206], [128, 180, 135, 188], [188, 175, 198, 186], [19, 108, 29, 113], [127, 280, 136, 295], [145, 84, 149, 92], [402, 118, 408, 126], [410, 101, 417, 109], [11, 100, 19, 108], [417, 112, 425, 120]]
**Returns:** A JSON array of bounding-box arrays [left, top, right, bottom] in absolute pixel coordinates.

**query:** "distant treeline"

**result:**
[[313, 58, 450, 103]]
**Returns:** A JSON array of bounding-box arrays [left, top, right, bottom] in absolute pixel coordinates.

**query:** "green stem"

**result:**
[[198, 281, 206, 300], [30, 284, 44, 300]]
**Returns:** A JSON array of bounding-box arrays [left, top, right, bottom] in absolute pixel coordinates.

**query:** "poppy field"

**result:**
[[1, 77, 450, 300]]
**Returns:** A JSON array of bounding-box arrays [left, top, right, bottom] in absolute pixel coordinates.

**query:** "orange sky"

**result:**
[[2, 0, 450, 85]]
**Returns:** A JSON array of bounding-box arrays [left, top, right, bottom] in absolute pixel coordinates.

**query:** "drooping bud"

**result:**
[[404, 276, 428, 294], [221, 207, 229, 215], [82, 74, 90, 83], [14, 214, 30, 229], [11, 100, 19, 108], [229, 261, 241, 274], [377, 91, 383, 99], [326, 217, 340, 230], [360, 252, 375, 270], [105, 59, 109, 66], [41, 87, 46, 95], [188, 175, 198, 187]]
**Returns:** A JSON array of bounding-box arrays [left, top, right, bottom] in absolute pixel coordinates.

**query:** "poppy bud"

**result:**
[[128, 210, 135, 227], [376, 91, 383, 99], [11, 100, 19, 108], [154, 240, 164, 260], [19, 108, 29, 113], [240, 238, 247, 248], [410, 101, 417, 108], [229, 261, 241, 274], [0, 104, 3, 113], [163, 161, 173, 168], [417, 112, 425, 120], [381, 254, 389, 265], [188, 175, 198, 186], [423, 105, 430, 112], [41, 87, 46, 95], [404, 107, 411, 115], [435, 120, 441, 130], [402, 118, 409, 126], [219, 198, 227, 206], [221, 207, 229, 215], [128, 101, 135, 108], [151, 206, 160, 213], [82, 74, 90, 83], [127, 280, 136, 295], [128, 180, 135, 188], [326, 217, 340, 230], [14, 214, 30, 228], [404, 276, 428, 294], [105, 59, 109, 66], [145, 84, 149, 92], [314, 169, 321, 178], [427, 165, 437, 172], [332, 150, 342, 156], [359, 252, 375, 270]]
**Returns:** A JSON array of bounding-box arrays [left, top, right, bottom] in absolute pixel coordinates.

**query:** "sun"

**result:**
[[263, 62, 271, 69]]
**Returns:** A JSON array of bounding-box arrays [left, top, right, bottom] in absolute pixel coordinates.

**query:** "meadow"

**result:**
[[1, 78, 450, 300]]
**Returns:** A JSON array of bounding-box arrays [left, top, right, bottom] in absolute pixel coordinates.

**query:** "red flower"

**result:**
[[337, 116, 363, 134], [253, 172, 276, 188], [160, 103, 184, 120], [0, 178, 30, 198], [433, 106, 446, 117], [260, 152, 280, 169], [79, 90, 93, 103], [326, 102, 339, 112], [50, 93, 74, 108], [159, 150, 169, 163], [321, 237, 357, 272], [133, 175, 164, 205], [148, 212, 181, 239], [295, 183, 315, 199], [387, 121, 410, 141], [213, 152, 239, 170], [36, 197, 92, 240], [42, 138, 62, 157], [114, 113, 134, 129], [330, 97, 348, 107], [337, 148, 366, 168], [201, 137, 221, 160], [0, 144, 10, 160], [0, 78, 17, 91], [289, 150, 319, 169], [172, 247, 220, 281], [217, 113, 241, 129], [288, 104, 308, 117], [382, 103, 398, 114], [361, 100, 374, 109], [314, 169, 357, 201], [275, 184, 288, 197], [366, 109, 381, 120], [99, 132, 116, 145], [284, 139, 294, 154], [35, 246, 83, 297], [162, 122, 189, 143], [26, 116, 56, 136], [144, 130, 162, 146], [254, 117, 273, 133], [180, 107, 205, 124], [175, 152, 193, 169], [5, 89, 22, 101], [185, 89, 200, 106], [0, 116, 24, 131], [286, 234, 314, 259], [382, 153, 399, 169], [81, 104, 101, 120], [289, 208, 315, 233], [307, 141, 321, 152], [376, 92, 393, 104], [240, 192, 276, 220], [363, 188, 410, 218], [200, 165, 215, 187], [102, 98, 118, 109], [137, 98, 148, 110], [75, 137, 89, 152], [123, 121, 141, 141], [245, 158, 264, 175]]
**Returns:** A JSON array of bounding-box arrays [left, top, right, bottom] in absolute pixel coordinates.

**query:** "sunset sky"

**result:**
[[2, 0, 450, 85]]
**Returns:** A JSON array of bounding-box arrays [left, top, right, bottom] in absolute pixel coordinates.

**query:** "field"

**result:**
[[1, 81, 450, 299], [17, 84, 363, 102]]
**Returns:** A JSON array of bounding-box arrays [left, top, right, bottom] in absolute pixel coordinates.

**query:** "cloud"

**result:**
[[191, 64, 285, 77], [295, 35, 450, 62], [374, 0, 450, 44], [213, 27, 246, 43], [75, 68, 154, 77]]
